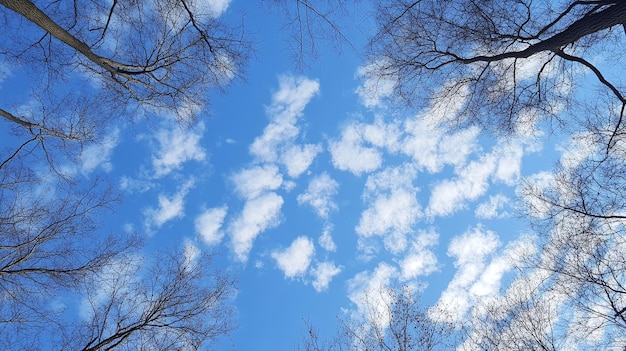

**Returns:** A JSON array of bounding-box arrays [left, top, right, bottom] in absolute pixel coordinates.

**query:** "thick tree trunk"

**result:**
[[462, 2, 626, 63], [0, 0, 140, 75]]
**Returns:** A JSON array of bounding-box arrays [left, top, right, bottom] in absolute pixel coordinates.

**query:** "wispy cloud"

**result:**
[[356, 164, 421, 253], [151, 123, 206, 178], [318, 224, 337, 252], [272, 236, 315, 279], [329, 121, 382, 175], [143, 180, 194, 232], [311, 261, 342, 292], [297, 172, 339, 219], [475, 194, 509, 219], [227, 76, 320, 263], [229, 192, 284, 262], [432, 226, 500, 322], [80, 129, 120, 174], [355, 59, 397, 108], [195, 206, 228, 246], [398, 229, 439, 280], [232, 164, 283, 199], [250, 75, 320, 169], [347, 263, 397, 327], [427, 139, 528, 218]]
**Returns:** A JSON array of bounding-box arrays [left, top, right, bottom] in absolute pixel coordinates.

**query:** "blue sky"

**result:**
[[0, 1, 596, 350]]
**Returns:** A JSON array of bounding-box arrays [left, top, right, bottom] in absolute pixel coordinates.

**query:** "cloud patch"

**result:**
[[195, 206, 228, 246], [272, 236, 315, 279], [144, 180, 194, 231], [152, 124, 206, 177], [311, 261, 342, 292], [229, 192, 284, 262], [297, 173, 339, 219]]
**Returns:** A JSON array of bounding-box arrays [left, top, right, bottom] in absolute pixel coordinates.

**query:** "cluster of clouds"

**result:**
[[84, 64, 557, 327]]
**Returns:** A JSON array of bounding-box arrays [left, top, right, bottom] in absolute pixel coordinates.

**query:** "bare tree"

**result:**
[[366, 1, 626, 349], [297, 285, 457, 351], [369, 0, 626, 134], [265, 0, 360, 67], [65, 249, 236, 351]]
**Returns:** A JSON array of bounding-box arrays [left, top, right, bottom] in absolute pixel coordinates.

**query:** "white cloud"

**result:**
[[144, 180, 194, 230], [250, 76, 319, 163], [356, 165, 421, 253], [433, 156, 494, 215], [182, 239, 200, 269], [280, 143, 322, 178], [272, 236, 315, 279], [195, 206, 228, 245], [427, 138, 526, 217], [329, 122, 382, 175], [432, 226, 501, 322], [229, 192, 284, 262], [232, 165, 283, 199], [152, 124, 206, 177], [80, 129, 120, 174], [475, 194, 509, 219], [297, 173, 339, 219], [402, 119, 479, 173], [355, 59, 397, 108], [398, 229, 440, 280], [318, 224, 337, 252], [311, 261, 342, 292], [347, 263, 398, 328], [494, 142, 524, 184], [363, 116, 402, 152]]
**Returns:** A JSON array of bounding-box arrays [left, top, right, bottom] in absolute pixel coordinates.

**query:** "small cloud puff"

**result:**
[[475, 194, 509, 219], [311, 261, 342, 292], [195, 206, 228, 245], [329, 122, 382, 175], [229, 192, 284, 262], [143, 180, 194, 232], [80, 129, 120, 174], [297, 173, 339, 219], [152, 124, 206, 178], [272, 236, 315, 279]]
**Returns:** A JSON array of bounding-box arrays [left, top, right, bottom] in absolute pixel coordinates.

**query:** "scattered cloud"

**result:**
[[80, 129, 120, 174], [347, 263, 397, 327], [229, 192, 284, 262], [398, 229, 440, 280], [272, 236, 315, 279], [432, 226, 501, 322], [402, 120, 479, 173], [355, 59, 397, 108], [250, 75, 320, 165], [427, 137, 530, 218], [475, 194, 509, 219], [152, 123, 206, 178], [297, 172, 339, 219], [356, 164, 421, 253], [144, 180, 194, 231], [311, 261, 342, 292], [318, 224, 337, 252], [232, 164, 283, 199], [195, 206, 228, 245], [280, 143, 322, 178], [329, 121, 382, 175]]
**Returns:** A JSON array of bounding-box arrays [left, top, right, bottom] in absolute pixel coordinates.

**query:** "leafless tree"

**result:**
[[297, 285, 458, 351], [367, 1, 626, 349], [265, 0, 361, 67], [369, 0, 626, 134], [64, 249, 236, 351], [0, 2, 244, 348]]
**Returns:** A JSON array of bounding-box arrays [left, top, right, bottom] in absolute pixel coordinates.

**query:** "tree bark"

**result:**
[[461, 2, 626, 63]]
